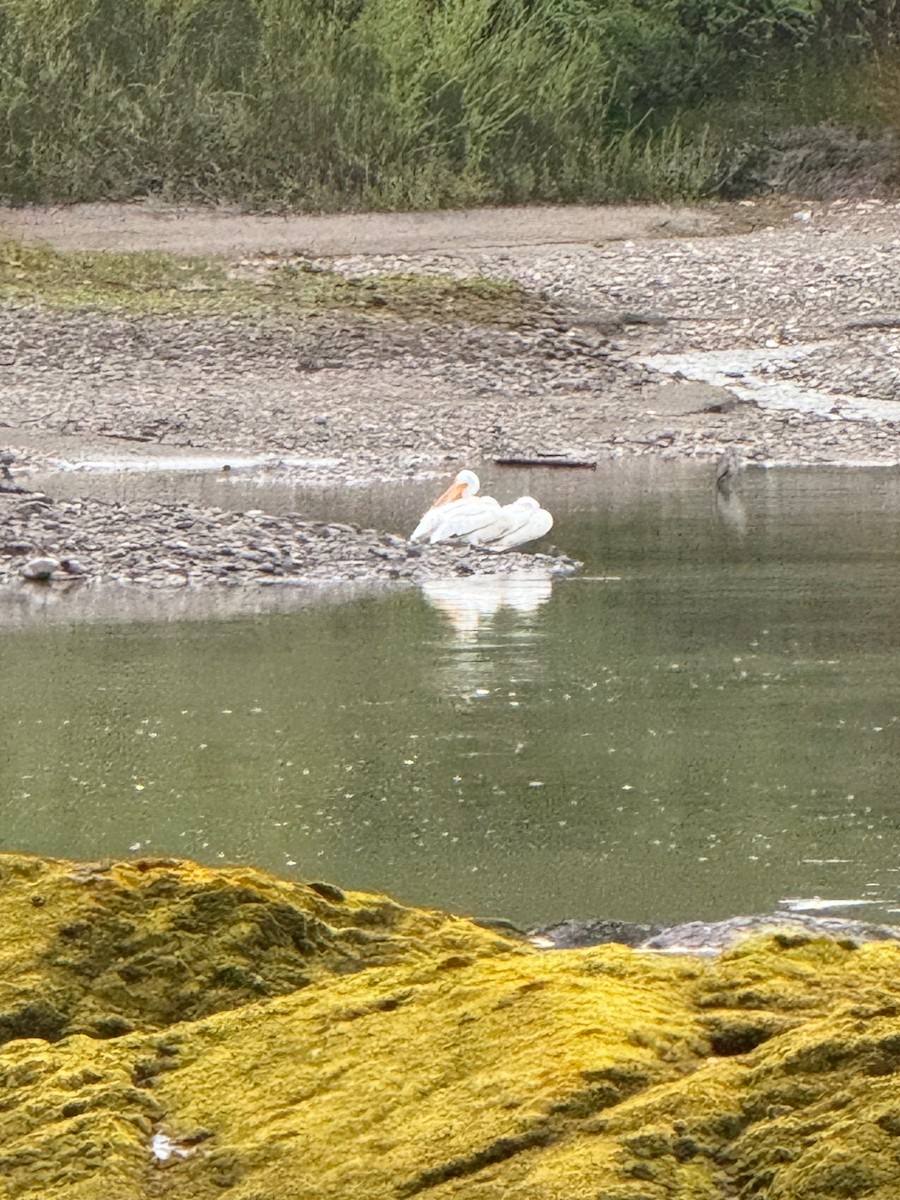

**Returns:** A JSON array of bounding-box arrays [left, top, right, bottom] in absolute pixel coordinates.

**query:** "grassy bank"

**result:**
[[0, 0, 897, 209], [0, 242, 534, 322]]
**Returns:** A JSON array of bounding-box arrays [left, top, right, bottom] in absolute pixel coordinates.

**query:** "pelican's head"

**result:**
[[432, 469, 480, 508], [513, 496, 541, 510]]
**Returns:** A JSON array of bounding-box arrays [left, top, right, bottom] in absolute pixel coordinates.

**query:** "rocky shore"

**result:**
[[2, 852, 900, 1199], [531, 911, 900, 953], [0, 489, 577, 591], [2, 198, 899, 493]]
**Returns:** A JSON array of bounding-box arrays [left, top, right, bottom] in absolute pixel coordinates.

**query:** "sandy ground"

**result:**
[[0, 200, 718, 255]]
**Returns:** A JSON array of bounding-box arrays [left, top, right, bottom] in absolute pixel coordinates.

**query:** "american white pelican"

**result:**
[[471, 496, 553, 550], [428, 495, 503, 544], [410, 469, 484, 542]]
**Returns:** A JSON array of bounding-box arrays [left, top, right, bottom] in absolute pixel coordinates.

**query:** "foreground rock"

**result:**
[[0, 854, 517, 1041], [3, 853, 900, 1199], [0, 493, 577, 589]]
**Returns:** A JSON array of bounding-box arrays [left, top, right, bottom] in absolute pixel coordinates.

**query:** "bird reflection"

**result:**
[[421, 576, 553, 695], [714, 448, 749, 539], [421, 576, 553, 636], [0, 580, 85, 627]]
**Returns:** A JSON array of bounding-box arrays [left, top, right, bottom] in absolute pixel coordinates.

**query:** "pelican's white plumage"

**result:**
[[410, 471, 553, 552], [428, 496, 502, 543], [410, 469, 483, 543], [472, 496, 553, 550]]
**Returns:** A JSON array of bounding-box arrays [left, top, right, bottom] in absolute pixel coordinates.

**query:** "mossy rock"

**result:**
[[3, 855, 900, 1198], [0, 852, 520, 1041]]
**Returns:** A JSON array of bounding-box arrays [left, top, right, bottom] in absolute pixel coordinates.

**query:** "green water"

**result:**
[[2, 464, 899, 928]]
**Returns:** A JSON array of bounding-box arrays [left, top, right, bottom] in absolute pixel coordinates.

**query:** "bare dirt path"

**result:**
[[0, 200, 716, 256]]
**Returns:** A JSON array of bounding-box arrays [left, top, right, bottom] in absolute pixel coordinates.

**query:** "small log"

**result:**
[[492, 455, 597, 470], [844, 317, 900, 330]]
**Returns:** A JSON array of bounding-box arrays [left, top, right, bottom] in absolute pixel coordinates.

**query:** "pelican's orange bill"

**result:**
[[431, 480, 467, 507]]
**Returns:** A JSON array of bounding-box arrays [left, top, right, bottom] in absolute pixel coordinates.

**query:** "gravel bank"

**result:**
[[0, 491, 578, 590], [3, 199, 898, 489], [1, 199, 898, 604]]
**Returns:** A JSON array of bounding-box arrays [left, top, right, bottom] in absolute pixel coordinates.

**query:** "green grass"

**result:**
[[0, 0, 896, 210], [0, 242, 535, 323]]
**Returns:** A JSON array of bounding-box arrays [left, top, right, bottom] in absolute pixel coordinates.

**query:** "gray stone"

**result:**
[[531, 912, 900, 954], [530, 918, 662, 949], [642, 913, 900, 953], [21, 557, 60, 581]]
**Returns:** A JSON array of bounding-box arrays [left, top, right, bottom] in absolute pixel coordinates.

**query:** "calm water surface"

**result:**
[[2, 463, 898, 928]]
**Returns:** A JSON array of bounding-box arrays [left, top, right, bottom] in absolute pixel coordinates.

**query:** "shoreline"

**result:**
[[0, 488, 579, 600], [2, 199, 898, 483], [2, 198, 898, 610]]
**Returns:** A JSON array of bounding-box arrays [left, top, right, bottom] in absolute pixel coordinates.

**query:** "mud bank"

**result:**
[[2, 852, 900, 1199]]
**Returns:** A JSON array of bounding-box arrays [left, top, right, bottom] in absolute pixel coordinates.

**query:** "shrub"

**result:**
[[0, 0, 895, 207]]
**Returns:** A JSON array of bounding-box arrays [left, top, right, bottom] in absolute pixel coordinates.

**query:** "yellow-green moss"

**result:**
[[0, 852, 520, 1040], [2, 854, 900, 1199], [1, 242, 532, 324]]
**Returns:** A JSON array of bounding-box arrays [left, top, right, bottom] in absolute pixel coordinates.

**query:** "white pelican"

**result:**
[[428, 495, 503, 544], [471, 496, 553, 550], [410, 469, 486, 542]]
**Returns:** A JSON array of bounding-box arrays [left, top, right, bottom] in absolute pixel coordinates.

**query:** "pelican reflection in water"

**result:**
[[422, 576, 553, 693], [421, 576, 553, 637]]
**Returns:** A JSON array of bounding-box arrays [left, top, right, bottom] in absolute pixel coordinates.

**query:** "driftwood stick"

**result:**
[[100, 432, 156, 443], [492, 455, 597, 470], [844, 317, 900, 330]]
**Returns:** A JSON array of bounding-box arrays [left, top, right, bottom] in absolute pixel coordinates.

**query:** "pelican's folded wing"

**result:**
[[429, 497, 502, 543], [410, 508, 441, 542], [490, 506, 553, 550], [467, 508, 515, 545]]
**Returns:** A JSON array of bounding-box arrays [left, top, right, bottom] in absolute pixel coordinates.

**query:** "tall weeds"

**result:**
[[0, 0, 895, 208]]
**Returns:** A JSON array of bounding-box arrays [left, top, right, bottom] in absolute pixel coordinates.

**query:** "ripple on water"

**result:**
[[1, 466, 899, 927]]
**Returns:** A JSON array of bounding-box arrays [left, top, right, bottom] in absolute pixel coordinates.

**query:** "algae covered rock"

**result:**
[[2, 854, 900, 1199], [0, 852, 519, 1042]]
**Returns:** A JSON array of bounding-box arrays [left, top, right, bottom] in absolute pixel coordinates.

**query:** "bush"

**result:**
[[0, 0, 895, 208]]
